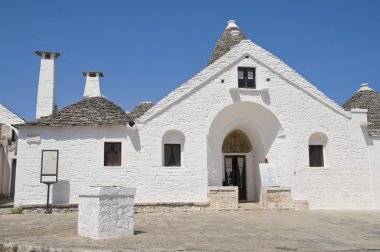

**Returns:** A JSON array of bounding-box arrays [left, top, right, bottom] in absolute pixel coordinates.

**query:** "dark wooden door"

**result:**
[[224, 155, 246, 200], [10, 159, 16, 199]]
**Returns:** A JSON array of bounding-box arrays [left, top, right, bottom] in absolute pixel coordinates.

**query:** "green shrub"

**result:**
[[10, 207, 23, 214]]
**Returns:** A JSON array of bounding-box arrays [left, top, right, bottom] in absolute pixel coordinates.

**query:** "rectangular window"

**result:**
[[309, 145, 324, 167], [238, 67, 256, 88], [164, 144, 181, 166], [104, 142, 121, 166]]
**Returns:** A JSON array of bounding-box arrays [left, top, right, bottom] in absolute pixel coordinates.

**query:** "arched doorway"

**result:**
[[207, 101, 285, 202], [222, 130, 252, 200]]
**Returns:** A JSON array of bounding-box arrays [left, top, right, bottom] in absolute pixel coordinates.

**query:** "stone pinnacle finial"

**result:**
[[226, 20, 239, 29], [357, 83, 373, 92]]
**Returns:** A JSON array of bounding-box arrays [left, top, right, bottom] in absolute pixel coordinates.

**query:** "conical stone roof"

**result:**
[[343, 84, 380, 136], [207, 20, 247, 66], [16, 97, 134, 127]]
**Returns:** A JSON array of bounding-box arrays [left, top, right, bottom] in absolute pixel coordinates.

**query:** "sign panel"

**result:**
[[40, 150, 58, 183], [259, 163, 280, 187]]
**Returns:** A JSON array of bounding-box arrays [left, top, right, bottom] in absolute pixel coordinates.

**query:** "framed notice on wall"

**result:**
[[259, 163, 280, 187], [40, 150, 59, 183]]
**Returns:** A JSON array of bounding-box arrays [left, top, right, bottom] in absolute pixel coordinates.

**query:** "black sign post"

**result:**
[[40, 150, 59, 214]]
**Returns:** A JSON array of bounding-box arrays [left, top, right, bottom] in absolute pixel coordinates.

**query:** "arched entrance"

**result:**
[[0, 124, 18, 198], [207, 101, 285, 202]]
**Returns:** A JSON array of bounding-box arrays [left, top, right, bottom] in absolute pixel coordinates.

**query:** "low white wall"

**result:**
[[369, 137, 380, 208]]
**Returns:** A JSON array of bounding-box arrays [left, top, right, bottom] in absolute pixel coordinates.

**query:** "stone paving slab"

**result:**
[[0, 210, 380, 251]]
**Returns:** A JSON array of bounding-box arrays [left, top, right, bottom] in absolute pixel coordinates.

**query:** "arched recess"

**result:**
[[162, 130, 185, 167], [207, 101, 285, 202], [308, 132, 328, 167], [222, 130, 252, 153], [0, 123, 17, 198], [0, 144, 6, 195]]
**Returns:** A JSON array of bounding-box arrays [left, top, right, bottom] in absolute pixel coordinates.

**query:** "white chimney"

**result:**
[[82, 71, 103, 98], [351, 108, 368, 126], [35, 51, 60, 119]]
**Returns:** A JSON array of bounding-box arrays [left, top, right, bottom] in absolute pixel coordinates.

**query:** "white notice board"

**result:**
[[40, 150, 58, 183], [259, 163, 280, 187]]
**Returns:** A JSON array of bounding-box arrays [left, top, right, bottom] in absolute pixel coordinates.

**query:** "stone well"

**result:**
[[78, 186, 136, 239]]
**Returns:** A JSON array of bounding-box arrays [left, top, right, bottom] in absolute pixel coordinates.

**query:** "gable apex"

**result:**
[[207, 20, 247, 66], [139, 39, 350, 123]]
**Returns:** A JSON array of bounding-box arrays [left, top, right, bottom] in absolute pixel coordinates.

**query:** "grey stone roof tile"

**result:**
[[128, 102, 153, 120], [16, 97, 133, 127], [207, 26, 247, 66], [343, 89, 380, 136]]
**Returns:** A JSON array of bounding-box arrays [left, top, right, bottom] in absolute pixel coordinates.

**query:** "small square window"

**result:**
[[238, 67, 256, 88], [164, 144, 181, 166], [104, 142, 121, 166], [309, 145, 324, 167]]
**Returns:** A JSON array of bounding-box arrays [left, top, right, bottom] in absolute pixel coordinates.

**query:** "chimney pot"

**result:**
[[83, 71, 103, 98]]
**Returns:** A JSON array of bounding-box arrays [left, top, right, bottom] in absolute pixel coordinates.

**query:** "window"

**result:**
[[164, 144, 181, 166], [11, 130, 16, 142], [308, 133, 327, 167], [238, 67, 256, 88], [309, 145, 323, 167], [162, 130, 184, 167], [104, 142, 121, 166]]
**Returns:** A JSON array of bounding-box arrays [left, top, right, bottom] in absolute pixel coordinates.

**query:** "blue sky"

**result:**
[[0, 0, 379, 120]]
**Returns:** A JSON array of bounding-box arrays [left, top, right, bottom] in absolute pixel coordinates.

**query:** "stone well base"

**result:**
[[78, 186, 136, 239], [207, 186, 238, 210], [261, 186, 309, 210]]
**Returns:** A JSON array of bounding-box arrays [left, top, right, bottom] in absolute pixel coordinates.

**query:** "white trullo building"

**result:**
[[12, 20, 380, 209], [0, 104, 24, 199]]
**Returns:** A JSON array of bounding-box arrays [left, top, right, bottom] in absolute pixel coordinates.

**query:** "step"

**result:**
[[238, 202, 262, 210]]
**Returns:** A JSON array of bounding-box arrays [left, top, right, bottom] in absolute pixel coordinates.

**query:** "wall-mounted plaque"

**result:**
[[40, 150, 58, 183], [259, 163, 280, 187], [27, 134, 41, 144]]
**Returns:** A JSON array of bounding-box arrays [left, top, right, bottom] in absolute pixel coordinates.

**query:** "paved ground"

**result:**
[[0, 210, 380, 251]]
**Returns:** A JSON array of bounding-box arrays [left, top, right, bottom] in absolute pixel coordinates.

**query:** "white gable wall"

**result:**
[[138, 40, 373, 209]]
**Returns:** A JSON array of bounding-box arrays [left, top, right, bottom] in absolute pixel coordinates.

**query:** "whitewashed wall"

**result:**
[[0, 104, 24, 197], [0, 104, 24, 131], [14, 125, 207, 205], [15, 40, 375, 209], [139, 40, 373, 209], [369, 137, 380, 208]]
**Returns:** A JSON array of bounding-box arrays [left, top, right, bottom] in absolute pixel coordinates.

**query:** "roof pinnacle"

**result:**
[[357, 83, 374, 92], [226, 20, 239, 29]]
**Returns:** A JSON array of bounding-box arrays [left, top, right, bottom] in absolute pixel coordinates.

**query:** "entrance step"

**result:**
[[292, 200, 309, 210], [238, 202, 262, 210]]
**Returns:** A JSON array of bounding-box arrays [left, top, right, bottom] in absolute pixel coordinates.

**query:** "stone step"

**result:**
[[292, 200, 309, 210], [238, 202, 262, 210]]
